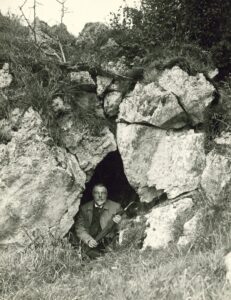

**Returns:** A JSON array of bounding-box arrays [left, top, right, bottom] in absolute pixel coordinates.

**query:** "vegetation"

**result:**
[[1, 192, 230, 300], [0, 3, 230, 299], [0, 12, 110, 141], [0, 213, 230, 300], [108, 0, 230, 73], [0, 0, 230, 135]]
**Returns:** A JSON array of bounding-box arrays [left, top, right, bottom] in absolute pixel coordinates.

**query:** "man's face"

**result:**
[[93, 186, 108, 206]]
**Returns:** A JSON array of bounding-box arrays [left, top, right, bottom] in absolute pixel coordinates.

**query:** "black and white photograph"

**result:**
[[0, 0, 230, 299]]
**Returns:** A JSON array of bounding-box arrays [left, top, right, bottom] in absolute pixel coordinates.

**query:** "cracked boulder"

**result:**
[[158, 66, 215, 126], [118, 82, 187, 128], [201, 132, 231, 205], [143, 198, 193, 250], [0, 108, 86, 247], [118, 66, 215, 129], [117, 124, 205, 201]]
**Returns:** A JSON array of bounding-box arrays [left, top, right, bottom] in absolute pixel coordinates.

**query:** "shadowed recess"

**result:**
[[68, 150, 139, 243], [81, 150, 139, 207]]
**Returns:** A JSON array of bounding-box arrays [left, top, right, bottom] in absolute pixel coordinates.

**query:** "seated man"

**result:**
[[75, 183, 122, 258]]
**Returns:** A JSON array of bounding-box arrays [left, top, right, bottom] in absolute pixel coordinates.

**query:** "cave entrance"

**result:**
[[68, 150, 139, 244], [81, 150, 139, 207]]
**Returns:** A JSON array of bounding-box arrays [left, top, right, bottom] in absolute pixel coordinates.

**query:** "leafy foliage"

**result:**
[[108, 0, 231, 76]]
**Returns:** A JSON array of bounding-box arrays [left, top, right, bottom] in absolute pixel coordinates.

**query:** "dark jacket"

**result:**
[[75, 200, 121, 245]]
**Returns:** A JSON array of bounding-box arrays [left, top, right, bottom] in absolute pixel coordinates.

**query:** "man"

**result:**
[[75, 183, 122, 257]]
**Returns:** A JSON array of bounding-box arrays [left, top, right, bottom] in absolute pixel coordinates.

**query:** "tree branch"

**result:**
[[19, 0, 37, 43]]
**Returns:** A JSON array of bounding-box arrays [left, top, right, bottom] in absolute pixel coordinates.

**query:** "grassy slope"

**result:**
[[0, 235, 230, 300]]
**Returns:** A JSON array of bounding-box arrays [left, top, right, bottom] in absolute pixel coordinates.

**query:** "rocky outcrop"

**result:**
[[118, 82, 187, 128], [96, 76, 113, 97], [118, 66, 215, 128], [70, 71, 95, 90], [117, 123, 166, 202], [147, 130, 206, 199], [59, 114, 116, 178], [0, 60, 224, 250], [0, 63, 12, 89], [201, 132, 231, 205], [158, 66, 215, 126], [117, 124, 205, 201], [104, 91, 123, 117], [0, 108, 86, 246], [142, 198, 193, 250]]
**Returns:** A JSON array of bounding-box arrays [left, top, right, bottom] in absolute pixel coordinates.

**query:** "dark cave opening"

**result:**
[[81, 150, 139, 207], [68, 150, 140, 244]]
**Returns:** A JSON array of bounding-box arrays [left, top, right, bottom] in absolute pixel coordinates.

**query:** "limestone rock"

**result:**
[[0, 108, 86, 246], [117, 123, 206, 201], [117, 123, 166, 202], [177, 211, 202, 246], [52, 97, 71, 114], [208, 68, 219, 79], [158, 66, 215, 126], [147, 130, 206, 199], [225, 252, 231, 284], [59, 113, 117, 177], [118, 66, 215, 129], [96, 76, 113, 97], [118, 82, 187, 129], [0, 63, 13, 89], [70, 71, 95, 89], [104, 91, 123, 117], [143, 198, 193, 250], [201, 132, 231, 205]]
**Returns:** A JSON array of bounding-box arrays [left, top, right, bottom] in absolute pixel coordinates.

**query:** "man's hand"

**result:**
[[88, 238, 98, 248], [112, 214, 122, 224]]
